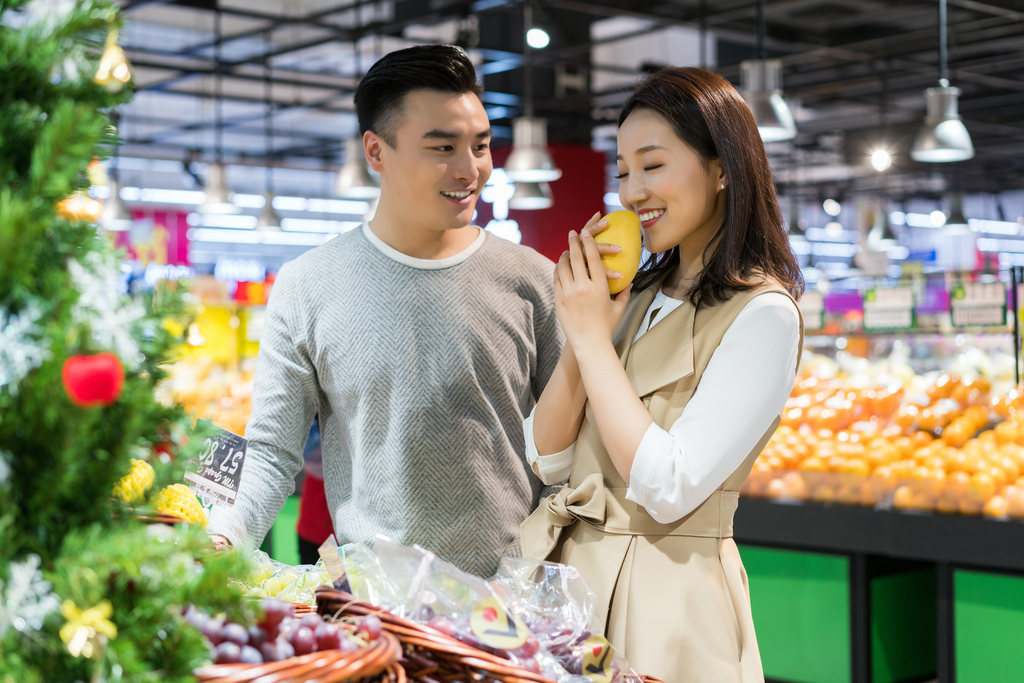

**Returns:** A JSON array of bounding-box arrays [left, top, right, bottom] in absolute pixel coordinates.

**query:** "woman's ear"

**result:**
[[710, 158, 727, 191], [364, 130, 385, 173]]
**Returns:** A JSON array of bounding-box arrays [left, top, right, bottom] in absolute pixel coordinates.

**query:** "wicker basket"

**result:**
[[193, 629, 404, 683], [316, 586, 556, 683]]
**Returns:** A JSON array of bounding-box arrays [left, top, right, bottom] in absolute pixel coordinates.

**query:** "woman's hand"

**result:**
[[554, 212, 633, 357]]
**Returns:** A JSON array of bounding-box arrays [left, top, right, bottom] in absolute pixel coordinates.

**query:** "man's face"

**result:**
[[373, 90, 492, 231]]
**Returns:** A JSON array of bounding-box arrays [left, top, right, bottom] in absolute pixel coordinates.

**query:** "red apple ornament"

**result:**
[[62, 353, 125, 408]]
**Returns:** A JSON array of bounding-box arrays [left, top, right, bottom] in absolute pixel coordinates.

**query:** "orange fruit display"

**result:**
[[743, 361, 1024, 520]]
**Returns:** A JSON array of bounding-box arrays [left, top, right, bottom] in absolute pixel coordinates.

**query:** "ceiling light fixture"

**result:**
[[257, 33, 281, 231], [199, 10, 238, 215], [823, 198, 842, 216], [740, 0, 796, 142], [505, 1, 562, 188], [526, 28, 549, 49], [870, 149, 892, 172], [910, 0, 974, 163], [335, 136, 381, 199], [942, 193, 970, 234], [868, 209, 899, 249], [198, 162, 239, 214], [100, 178, 133, 232], [509, 181, 553, 210]]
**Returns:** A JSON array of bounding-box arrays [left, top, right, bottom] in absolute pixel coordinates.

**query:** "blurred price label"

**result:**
[[470, 596, 528, 650], [863, 287, 914, 330], [950, 282, 1006, 327], [185, 420, 247, 510], [581, 635, 614, 683], [799, 290, 824, 330]]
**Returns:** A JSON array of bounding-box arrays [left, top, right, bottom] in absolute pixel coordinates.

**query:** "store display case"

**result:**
[[737, 269, 1024, 683]]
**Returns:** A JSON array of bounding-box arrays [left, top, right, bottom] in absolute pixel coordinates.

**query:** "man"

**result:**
[[209, 45, 563, 578]]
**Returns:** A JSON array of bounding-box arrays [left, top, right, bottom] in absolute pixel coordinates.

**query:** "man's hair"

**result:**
[[354, 45, 483, 148]]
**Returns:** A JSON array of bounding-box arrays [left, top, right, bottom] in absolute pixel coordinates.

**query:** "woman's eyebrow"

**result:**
[[615, 144, 667, 161]]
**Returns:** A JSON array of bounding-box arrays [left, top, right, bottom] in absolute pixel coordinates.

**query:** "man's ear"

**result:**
[[364, 130, 386, 173]]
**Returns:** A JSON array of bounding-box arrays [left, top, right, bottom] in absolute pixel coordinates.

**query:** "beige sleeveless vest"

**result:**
[[521, 277, 803, 682]]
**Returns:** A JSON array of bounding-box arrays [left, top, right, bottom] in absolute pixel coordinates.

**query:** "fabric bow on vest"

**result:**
[[521, 472, 607, 560]]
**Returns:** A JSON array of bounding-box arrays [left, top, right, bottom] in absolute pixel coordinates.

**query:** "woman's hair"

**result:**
[[618, 67, 804, 307], [355, 45, 482, 148]]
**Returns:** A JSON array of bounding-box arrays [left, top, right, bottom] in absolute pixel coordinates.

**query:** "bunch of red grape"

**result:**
[[407, 606, 543, 674], [183, 599, 383, 665]]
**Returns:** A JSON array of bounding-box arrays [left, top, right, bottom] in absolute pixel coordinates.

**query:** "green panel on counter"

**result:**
[[740, 544, 851, 683], [871, 569, 936, 683], [269, 495, 300, 566], [955, 569, 1024, 683]]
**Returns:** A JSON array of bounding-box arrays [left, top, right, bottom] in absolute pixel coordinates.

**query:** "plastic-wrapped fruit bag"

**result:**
[[494, 557, 642, 682], [233, 550, 330, 604], [340, 542, 404, 611], [367, 536, 585, 681], [276, 559, 331, 605]]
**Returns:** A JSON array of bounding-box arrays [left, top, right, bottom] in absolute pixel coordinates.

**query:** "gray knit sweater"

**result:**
[[208, 224, 564, 577]]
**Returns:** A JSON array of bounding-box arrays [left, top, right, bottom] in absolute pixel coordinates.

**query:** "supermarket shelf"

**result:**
[[735, 497, 1024, 573], [805, 328, 1013, 338]]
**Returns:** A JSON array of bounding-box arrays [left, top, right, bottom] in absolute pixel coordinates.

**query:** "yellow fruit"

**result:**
[[595, 210, 642, 295], [155, 483, 208, 528], [112, 458, 155, 504]]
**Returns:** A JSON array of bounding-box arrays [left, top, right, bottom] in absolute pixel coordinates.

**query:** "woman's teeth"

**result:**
[[441, 190, 471, 199], [639, 209, 665, 221]]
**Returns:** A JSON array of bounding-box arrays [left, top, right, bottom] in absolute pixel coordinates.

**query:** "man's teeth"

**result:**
[[441, 190, 472, 198], [639, 209, 665, 222]]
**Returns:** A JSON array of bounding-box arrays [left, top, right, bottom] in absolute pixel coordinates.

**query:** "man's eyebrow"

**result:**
[[421, 129, 493, 140], [615, 144, 667, 161]]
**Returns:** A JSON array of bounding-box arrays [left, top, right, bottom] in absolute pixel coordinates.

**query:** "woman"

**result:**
[[520, 67, 804, 681]]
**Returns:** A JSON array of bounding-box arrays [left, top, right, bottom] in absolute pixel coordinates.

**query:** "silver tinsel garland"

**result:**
[[0, 554, 60, 639], [0, 300, 51, 395]]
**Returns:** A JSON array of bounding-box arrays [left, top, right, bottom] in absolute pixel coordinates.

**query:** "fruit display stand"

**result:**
[[735, 270, 1024, 683]]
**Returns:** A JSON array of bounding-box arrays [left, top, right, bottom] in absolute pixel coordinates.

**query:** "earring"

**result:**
[[720, 183, 726, 190]]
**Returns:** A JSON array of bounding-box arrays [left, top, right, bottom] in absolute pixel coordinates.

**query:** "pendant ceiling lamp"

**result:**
[[199, 162, 238, 214], [911, 0, 974, 163], [100, 178, 132, 232], [256, 192, 282, 231], [509, 181, 553, 210], [199, 9, 239, 215], [741, 0, 796, 142], [335, 136, 380, 199], [505, 1, 561, 187], [257, 35, 281, 231], [942, 193, 970, 235], [505, 117, 562, 183], [868, 211, 899, 249]]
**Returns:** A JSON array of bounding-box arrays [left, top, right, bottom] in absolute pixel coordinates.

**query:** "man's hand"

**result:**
[[210, 534, 232, 550]]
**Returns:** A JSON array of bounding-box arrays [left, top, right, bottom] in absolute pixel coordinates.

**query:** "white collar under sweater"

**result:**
[[362, 222, 487, 270]]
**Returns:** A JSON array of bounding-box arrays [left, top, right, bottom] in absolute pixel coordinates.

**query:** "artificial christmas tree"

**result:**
[[0, 2, 252, 681]]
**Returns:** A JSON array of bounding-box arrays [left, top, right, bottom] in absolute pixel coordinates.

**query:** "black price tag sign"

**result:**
[[185, 421, 247, 508]]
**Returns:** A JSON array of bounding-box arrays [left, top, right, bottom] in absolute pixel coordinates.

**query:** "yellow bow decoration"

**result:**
[[59, 599, 118, 659]]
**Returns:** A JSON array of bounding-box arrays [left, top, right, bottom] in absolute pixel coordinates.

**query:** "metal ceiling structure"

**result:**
[[116, 0, 1024, 201]]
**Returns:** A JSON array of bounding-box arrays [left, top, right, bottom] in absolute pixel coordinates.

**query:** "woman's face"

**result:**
[[616, 108, 727, 256]]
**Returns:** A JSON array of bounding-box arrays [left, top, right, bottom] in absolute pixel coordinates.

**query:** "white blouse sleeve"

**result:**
[[625, 292, 800, 524], [523, 404, 576, 485]]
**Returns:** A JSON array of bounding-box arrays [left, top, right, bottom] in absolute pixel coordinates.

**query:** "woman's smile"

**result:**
[[639, 208, 666, 229]]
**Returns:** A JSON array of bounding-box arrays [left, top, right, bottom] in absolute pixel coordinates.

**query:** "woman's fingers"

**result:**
[[587, 217, 610, 237], [581, 210, 602, 233], [605, 269, 624, 280], [579, 229, 606, 284], [556, 250, 574, 290], [596, 242, 622, 256], [567, 230, 590, 280]]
